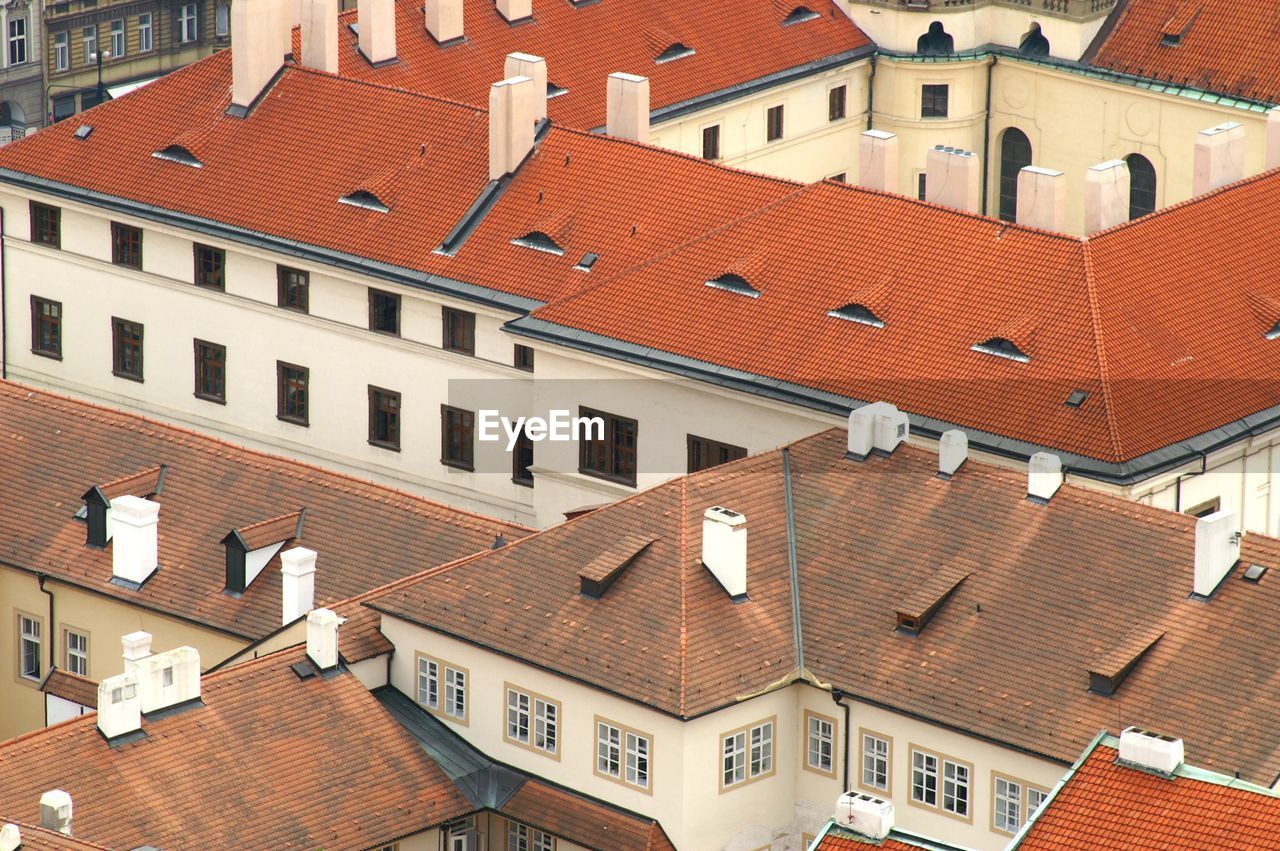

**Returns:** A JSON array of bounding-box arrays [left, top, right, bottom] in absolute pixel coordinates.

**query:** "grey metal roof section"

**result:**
[[375, 686, 526, 809]]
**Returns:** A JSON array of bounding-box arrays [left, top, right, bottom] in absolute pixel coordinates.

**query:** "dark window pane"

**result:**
[[513, 428, 534, 485], [112, 317, 143, 381], [111, 222, 142, 269], [766, 105, 784, 142], [828, 85, 846, 122], [921, 84, 949, 119], [30, 202, 61, 248], [1126, 154, 1157, 220], [441, 405, 475, 470], [194, 244, 226, 290], [443, 307, 475, 355], [277, 266, 309, 312], [514, 345, 535, 372], [369, 289, 400, 335], [277, 361, 308, 425], [917, 173, 927, 201], [998, 128, 1033, 224], [702, 124, 721, 160], [579, 407, 638, 487], [194, 339, 226, 402], [687, 435, 748, 473], [369, 386, 401, 450], [31, 296, 62, 359]]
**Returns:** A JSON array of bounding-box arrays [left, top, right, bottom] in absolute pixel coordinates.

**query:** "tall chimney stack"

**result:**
[[38, 791, 72, 836], [1015, 166, 1065, 232], [121, 630, 152, 673], [300, 0, 339, 74], [281, 546, 317, 625], [1084, 159, 1130, 233], [1193, 121, 1244, 195], [425, 0, 464, 45], [858, 130, 899, 194], [359, 0, 397, 63], [702, 507, 747, 599], [497, 0, 531, 23], [1193, 509, 1240, 597], [489, 75, 536, 179], [924, 146, 980, 213], [0, 824, 21, 851], [1266, 108, 1280, 171], [938, 429, 968, 478], [110, 495, 159, 587], [504, 53, 547, 121], [606, 73, 650, 143], [231, 0, 290, 111]]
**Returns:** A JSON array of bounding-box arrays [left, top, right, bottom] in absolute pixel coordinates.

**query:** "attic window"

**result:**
[[578, 535, 655, 598], [512, 231, 565, 256], [339, 190, 390, 213], [895, 566, 969, 636], [574, 252, 600, 272], [972, 337, 1029, 363], [547, 82, 568, 99], [783, 6, 820, 24], [828, 303, 885, 328], [1065, 389, 1088, 408], [705, 273, 760, 299], [655, 43, 695, 64], [1089, 631, 1163, 696], [151, 144, 202, 168]]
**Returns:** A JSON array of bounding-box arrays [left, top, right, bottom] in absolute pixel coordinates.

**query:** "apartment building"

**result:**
[[0, 0, 43, 143]]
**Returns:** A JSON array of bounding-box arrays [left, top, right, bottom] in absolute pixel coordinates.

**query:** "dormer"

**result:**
[[828, 303, 885, 328], [895, 565, 969, 635], [706, 273, 761, 299], [578, 535, 655, 598], [151, 144, 202, 168], [782, 5, 820, 25], [81, 465, 166, 548], [222, 509, 305, 595]]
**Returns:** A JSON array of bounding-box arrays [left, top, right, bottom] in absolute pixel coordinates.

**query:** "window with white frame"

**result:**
[[943, 759, 970, 817], [862, 732, 890, 791], [722, 719, 774, 789], [912, 749, 938, 806], [506, 686, 559, 755], [66, 629, 88, 676], [7, 16, 27, 66], [626, 730, 650, 788], [179, 4, 198, 43], [507, 822, 554, 851], [54, 31, 69, 71], [110, 19, 125, 59], [807, 713, 835, 775], [83, 26, 96, 65], [597, 718, 651, 791], [215, 2, 229, 37], [415, 655, 468, 722], [994, 775, 1049, 834], [18, 614, 41, 680], [138, 13, 153, 52]]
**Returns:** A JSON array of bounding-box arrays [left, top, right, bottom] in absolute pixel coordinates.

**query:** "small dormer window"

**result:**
[[512, 231, 565, 256], [339, 190, 390, 213], [655, 42, 695, 64], [151, 144, 201, 168], [783, 5, 820, 25], [1266, 320, 1280, 340], [547, 82, 568, 99], [972, 337, 1029, 363], [705, 273, 760, 299], [828, 303, 885, 328]]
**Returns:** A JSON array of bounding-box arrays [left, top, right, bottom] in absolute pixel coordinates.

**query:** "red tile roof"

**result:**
[[319, 0, 870, 129], [0, 647, 475, 849], [500, 779, 677, 851], [1088, 0, 1280, 103], [369, 427, 1280, 782], [0, 380, 528, 641], [40, 670, 98, 709], [814, 826, 963, 851], [1016, 739, 1280, 849], [0, 821, 110, 850]]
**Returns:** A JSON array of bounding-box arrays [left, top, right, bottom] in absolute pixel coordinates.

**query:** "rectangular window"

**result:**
[[917, 173, 927, 201], [369, 289, 400, 336], [579, 407, 637, 486], [912, 749, 938, 806], [194, 340, 226, 403], [179, 3, 198, 42], [828, 84, 847, 121], [626, 731, 650, 789], [514, 344, 535, 372], [277, 266, 309, 312], [687, 434, 747, 473], [441, 405, 475, 471], [416, 655, 468, 722], [111, 222, 142, 269], [596, 717, 652, 791], [111, 318, 143, 381], [507, 822, 554, 851], [83, 26, 96, 65], [861, 731, 890, 791], [513, 428, 534, 486], [7, 16, 27, 66], [597, 721, 621, 779], [30, 297, 62, 359], [443, 307, 475, 355], [702, 124, 721, 160], [110, 19, 125, 58], [445, 666, 466, 719], [994, 775, 1050, 834], [215, 2, 230, 37], [54, 31, 69, 71], [194, 244, 225, 290], [138, 13, 153, 52], [922, 84, 949, 119], [722, 718, 775, 790], [368, 386, 401, 450], [276, 361, 309, 425], [30, 202, 61, 248], [18, 613, 41, 680], [943, 759, 971, 817], [505, 685, 559, 756], [805, 711, 836, 776], [766, 105, 785, 142], [65, 629, 88, 677]]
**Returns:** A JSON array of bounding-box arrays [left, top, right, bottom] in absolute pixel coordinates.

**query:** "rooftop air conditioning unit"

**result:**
[[835, 792, 894, 840]]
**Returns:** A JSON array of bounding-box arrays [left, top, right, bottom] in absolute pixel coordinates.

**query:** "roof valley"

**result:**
[[1080, 239, 1128, 461]]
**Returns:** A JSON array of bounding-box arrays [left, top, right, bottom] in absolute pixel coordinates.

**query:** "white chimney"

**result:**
[[606, 73, 650, 144], [847, 402, 908, 459], [38, 791, 72, 836], [425, 0, 463, 44], [281, 546, 317, 625], [702, 507, 747, 598], [1016, 166, 1065, 232], [110, 495, 159, 587], [96, 671, 141, 739], [231, 0, 289, 110], [1267, 108, 1280, 171], [300, 0, 339, 74], [858, 130, 898, 194], [307, 607, 342, 671], [1118, 727, 1184, 775], [938, 429, 968, 477], [0, 824, 21, 851], [504, 53, 547, 121], [834, 792, 893, 840], [1193, 509, 1240, 597], [924, 146, 981, 213], [489, 76, 536, 180], [1193, 121, 1244, 195], [359, 0, 397, 63], [134, 647, 201, 714], [1027, 452, 1062, 502], [121, 630, 152, 673], [497, 0, 531, 23], [1084, 159, 1130, 233]]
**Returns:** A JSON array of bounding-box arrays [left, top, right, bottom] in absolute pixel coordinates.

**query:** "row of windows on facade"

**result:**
[[17, 612, 89, 681], [48, 4, 218, 73], [439, 817, 554, 851], [698, 84, 849, 160]]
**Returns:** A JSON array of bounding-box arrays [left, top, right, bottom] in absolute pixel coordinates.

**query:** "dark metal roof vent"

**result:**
[[1065, 389, 1088, 408], [783, 6, 820, 25], [1244, 564, 1268, 582]]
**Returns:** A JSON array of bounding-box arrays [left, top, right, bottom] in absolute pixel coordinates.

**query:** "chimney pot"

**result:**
[[489, 75, 537, 180], [95, 671, 142, 739], [280, 546, 318, 625], [497, 0, 531, 23], [1193, 121, 1244, 195], [38, 790, 72, 836], [1118, 727, 1184, 775], [938, 429, 968, 477], [504, 53, 547, 121], [306, 608, 342, 670], [110, 495, 159, 587], [1084, 159, 1130, 233], [300, 0, 339, 74], [231, 0, 290, 110], [834, 792, 894, 840], [121, 630, 152, 672], [925, 145, 981, 212], [702, 507, 747, 599], [1193, 509, 1240, 597], [1267, 108, 1280, 171], [1027, 452, 1062, 502], [425, 0, 463, 44], [1015, 166, 1065, 232], [606, 72, 650, 144], [858, 130, 899, 194], [359, 0, 397, 63], [0, 824, 20, 851]]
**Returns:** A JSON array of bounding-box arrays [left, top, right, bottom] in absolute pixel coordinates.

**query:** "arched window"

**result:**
[[1019, 24, 1050, 57], [916, 22, 954, 56], [998, 128, 1033, 223], [1125, 154, 1157, 220]]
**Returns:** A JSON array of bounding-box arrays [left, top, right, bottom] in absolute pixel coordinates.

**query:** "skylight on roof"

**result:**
[[783, 6, 820, 25], [972, 337, 1029, 363], [705, 273, 760, 299], [655, 43, 696, 64], [512, 231, 565, 256], [1065, 389, 1088, 408], [74, 125, 94, 140], [574, 252, 600, 272], [1244, 564, 1268, 582], [339, 190, 390, 213], [828, 303, 885, 328], [151, 144, 201, 168]]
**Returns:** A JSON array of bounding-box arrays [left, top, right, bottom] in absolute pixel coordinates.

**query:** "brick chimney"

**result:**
[[702, 507, 747, 599], [1268, 108, 1280, 171], [1016, 166, 1065, 232], [231, 0, 290, 111], [1027, 452, 1062, 503], [1193, 509, 1240, 598], [489, 75, 536, 179], [606, 73, 650, 144], [300, 0, 338, 74], [504, 53, 547, 121], [938, 429, 968, 478], [38, 791, 72, 836], [497, 0, 531, 23], [307, 608, 342, 671], [1084, 159, 1130, 233], [1192, 121, 1244, 195], [281, 546, 317, 625], [924, 146, 980, 213], [359, 0, 397, 63], [96, 671, 142, 739], [110, 495, 159, 587], [425, 0, 463, 45], [858, 130, 898, 194]]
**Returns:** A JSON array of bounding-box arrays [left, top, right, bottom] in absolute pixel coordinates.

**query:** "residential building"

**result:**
[[0, 379, 527, 740], [0, 0, 43, 143]]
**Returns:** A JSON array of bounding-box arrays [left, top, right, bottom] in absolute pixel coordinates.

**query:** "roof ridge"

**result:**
[[1079, 240, 1127, 461], [284, 63, 489, 118]]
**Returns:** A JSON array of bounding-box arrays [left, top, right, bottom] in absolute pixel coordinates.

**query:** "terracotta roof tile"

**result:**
[[231, 510, 303, 551], [40, 670, 98, 709], [0, 821, 111, 850], [499, 779, 676, 851]]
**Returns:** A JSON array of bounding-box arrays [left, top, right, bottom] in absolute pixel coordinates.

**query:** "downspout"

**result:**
[[832, 686, 851, 792], [39, 572, 55, 728], [1174, 451, 1209, 513], [980, 55, 996, 216], [865, 53, 877, 131]]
